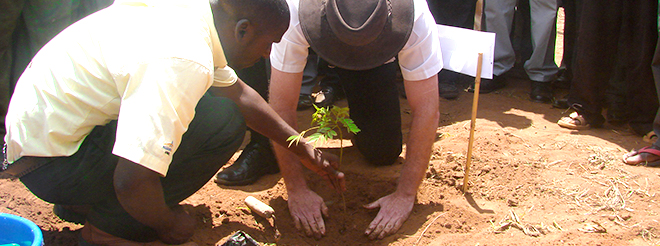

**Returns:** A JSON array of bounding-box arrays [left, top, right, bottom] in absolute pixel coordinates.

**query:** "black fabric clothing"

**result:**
[[567, 0, 658, 130], [20, 95, 246, 242], [426, 0, 478, 87], [335, 62, 403, 166], [651, 26, 660, 148]]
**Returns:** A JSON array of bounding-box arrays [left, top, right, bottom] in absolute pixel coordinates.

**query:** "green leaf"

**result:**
[[287, 135, 302, 147], [318, 126, 332, 134], [326, 130, 337, 139], [308, 133, 326, 146], [340, 118, 361, 134]]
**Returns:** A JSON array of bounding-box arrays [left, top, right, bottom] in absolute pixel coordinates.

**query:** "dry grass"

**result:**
[[491, 209, 555, 237]]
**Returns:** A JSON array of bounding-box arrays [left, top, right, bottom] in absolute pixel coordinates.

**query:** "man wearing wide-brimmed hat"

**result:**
[[268, 0, 442, 239]]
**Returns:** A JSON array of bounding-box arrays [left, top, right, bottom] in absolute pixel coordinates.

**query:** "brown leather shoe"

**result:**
[[80, 223, 198, 246]]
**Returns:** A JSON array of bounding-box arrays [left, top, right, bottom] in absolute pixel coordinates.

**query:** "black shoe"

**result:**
[[215, 140, 279, 186], [552, 95, 569, 109], [530, 81, 553, 103], [314, 86, 341, 108], [53, 204, 89, 225], [438, 81, 459, 100], [468, 75, 505, 94], [297, 94, 313, 110]]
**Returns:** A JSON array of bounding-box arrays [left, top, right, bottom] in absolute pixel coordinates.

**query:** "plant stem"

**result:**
[[335, 115, 347, 211]]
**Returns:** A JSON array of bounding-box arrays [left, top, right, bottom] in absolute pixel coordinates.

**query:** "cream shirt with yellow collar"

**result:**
[[5, 0, 237, 176]]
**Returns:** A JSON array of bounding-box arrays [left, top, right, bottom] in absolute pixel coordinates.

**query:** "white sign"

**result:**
[[437, 24, 495, 79]]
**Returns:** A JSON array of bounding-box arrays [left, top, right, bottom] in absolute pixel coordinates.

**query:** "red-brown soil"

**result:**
[[2, 9, 660, 246]]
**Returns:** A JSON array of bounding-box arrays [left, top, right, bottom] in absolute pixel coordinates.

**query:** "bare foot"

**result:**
[[622, 146, 660, 166]]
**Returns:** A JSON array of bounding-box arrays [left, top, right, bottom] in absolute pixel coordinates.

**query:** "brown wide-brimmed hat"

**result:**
[[299, 0, 414, 70]]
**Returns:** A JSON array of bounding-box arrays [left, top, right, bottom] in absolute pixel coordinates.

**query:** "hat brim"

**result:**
[[299, 0, 414, 71]]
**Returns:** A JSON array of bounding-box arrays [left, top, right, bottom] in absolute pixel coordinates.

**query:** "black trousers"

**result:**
[[651, 30, 660, 148], [559, 0, 580, 78], [19, 95, 246, 241], [335, 62, 403, 166], [568, 0, 658, 129]]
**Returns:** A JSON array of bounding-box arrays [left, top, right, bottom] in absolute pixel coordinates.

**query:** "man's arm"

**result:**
[[210, 79, 344, 182], [268, 67, 332, 238], [364, 74, 439, 240], [114, 158, 195, 244]]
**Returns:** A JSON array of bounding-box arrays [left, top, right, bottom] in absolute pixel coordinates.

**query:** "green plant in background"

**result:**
[[287, 105, 360, 164]]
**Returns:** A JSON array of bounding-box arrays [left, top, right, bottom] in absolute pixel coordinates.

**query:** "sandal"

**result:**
[[622, 146, 660, 166], [643, 131, 657, 144], [557, 112, 591, 130]]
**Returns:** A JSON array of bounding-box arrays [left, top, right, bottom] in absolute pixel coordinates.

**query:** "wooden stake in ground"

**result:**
[[462, 53, 484, 193]]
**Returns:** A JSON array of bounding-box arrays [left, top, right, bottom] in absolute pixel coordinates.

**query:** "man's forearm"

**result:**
[[397, 76, 440, 196], [396, 113, 438, 196], [113, 158, 177, 231], [269, 100, 311, 192], [210, 81, 310, 157]]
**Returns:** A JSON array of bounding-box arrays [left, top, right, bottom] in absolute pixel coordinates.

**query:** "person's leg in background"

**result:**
[[297, 50, 345, 109], [13, 0, 80, 80], [314, 58, 344, 107], [0, 0, 24, 142], [563, 0, 622, 128], [621, 9, 660, 165], [3, 0, 113, 142], [215, 58, 280, 186], [651, 15, 660, 150], [621, 0, 658, 135], [555, 0, 580, 88], [552, 0, 581, 109], [426, 0, 477, 100], [298, 50, 318, 110], [75, 0, 113, 20], [524, 0, 559, 103], [480, 0, 517, 93]]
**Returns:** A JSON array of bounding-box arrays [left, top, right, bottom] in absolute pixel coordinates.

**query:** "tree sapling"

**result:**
[[287, 105, 360, 210]]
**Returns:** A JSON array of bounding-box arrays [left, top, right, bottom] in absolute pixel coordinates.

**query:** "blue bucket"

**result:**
[[0, 213, 43, 246]]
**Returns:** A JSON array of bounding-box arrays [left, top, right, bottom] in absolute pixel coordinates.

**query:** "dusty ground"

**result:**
[[2, 8, 660, 246]]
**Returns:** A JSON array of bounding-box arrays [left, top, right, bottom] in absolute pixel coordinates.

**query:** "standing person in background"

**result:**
[[425, 0, 477, 100], [298, 50, 344, 110], [554, 0, 580, 89], [0, 0, 113, 142], [552, 0, 581, 109], [557, 0, 658, 134], [622, 0, 660, 167], [481, 0, 559, 103]]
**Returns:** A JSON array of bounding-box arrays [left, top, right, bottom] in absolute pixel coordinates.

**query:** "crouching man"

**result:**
[[2, 0, 344, 245]]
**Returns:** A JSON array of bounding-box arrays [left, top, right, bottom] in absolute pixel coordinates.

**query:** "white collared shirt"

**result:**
[[270, 0, 443, 82]]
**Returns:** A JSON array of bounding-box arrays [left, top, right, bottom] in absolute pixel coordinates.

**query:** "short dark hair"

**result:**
[[229, 0, 290, 31]]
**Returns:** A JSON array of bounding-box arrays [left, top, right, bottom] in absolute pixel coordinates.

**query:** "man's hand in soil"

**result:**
[[363, 191, 415, 240], [288, 187, 329, 239]]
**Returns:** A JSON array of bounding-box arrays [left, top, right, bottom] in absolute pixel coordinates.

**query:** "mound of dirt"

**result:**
[[2, 10, 660, 246]]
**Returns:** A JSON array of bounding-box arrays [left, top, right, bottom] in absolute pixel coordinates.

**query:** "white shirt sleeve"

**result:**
[[396, 0, 443, 81], [112, 58, 212, 176], [212, 65, 238, 87], [270, 0, 310, 73]]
